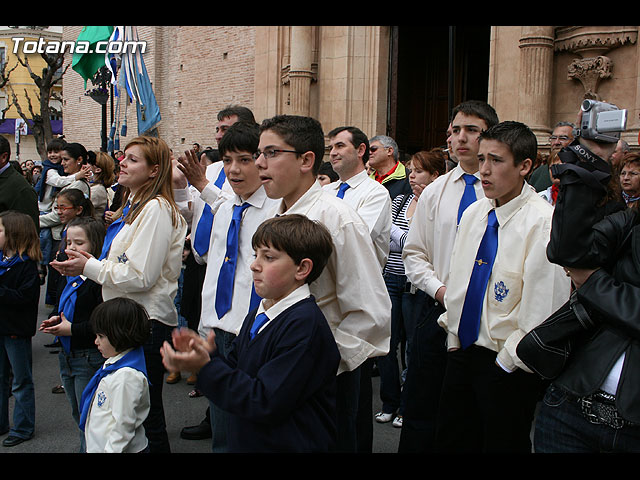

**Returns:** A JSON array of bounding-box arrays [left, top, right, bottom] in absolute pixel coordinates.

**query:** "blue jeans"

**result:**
[[377, 272, 408, 415], [39, 214, 53, 265], [58, 348, 105, 451], [0, 336, 35, 439], [209, 328, 235, 453], [534, 384, 640, 453]]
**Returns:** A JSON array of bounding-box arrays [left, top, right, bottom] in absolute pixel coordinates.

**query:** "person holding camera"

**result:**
[[533, 100, 640, 453]]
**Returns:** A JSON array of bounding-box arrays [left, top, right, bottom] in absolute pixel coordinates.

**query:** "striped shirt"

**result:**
[[384, 193, 415, 276]]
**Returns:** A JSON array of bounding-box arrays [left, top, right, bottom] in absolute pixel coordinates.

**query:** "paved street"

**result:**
[[1, 284, 401, 453]]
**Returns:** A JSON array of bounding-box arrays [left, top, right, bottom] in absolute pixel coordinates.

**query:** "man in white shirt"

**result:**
[[435, 121, 570, 453], [255, 114, 391, 453], [399, 100, 499, 452], [325, 126, 390, 269], [325, 126, 391, 451]]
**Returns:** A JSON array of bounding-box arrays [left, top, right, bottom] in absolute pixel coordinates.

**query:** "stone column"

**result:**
[[288, 26, 314, 116], [518, 26, 555, 144]]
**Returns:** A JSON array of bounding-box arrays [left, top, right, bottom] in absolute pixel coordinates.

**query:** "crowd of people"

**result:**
[[0, 99, 638, 454]]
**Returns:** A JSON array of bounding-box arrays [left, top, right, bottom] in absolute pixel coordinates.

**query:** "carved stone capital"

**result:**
[[567, 55, 612, 100], [555, 26, 637, 57]]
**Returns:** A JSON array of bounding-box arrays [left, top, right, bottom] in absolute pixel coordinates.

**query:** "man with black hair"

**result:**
[[435, 121, 569, 453], [399, 100, 499, 452]]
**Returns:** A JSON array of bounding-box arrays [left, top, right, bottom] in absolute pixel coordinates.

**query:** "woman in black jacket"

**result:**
[[0, 211, 42, 447], [534, 127, 640, 452]]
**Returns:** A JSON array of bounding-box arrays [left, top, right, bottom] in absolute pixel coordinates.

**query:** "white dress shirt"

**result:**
[[438, 183, 571, 372], [253, 284, 311, 337], [323, 169, 391, 269], [83, 197, 188, 327], [402, 164, 484, 298], [174, 161, 234, 265], [270, 180, 392, 374], [84, 349, 150, 453], [199, 186, 281, 336]]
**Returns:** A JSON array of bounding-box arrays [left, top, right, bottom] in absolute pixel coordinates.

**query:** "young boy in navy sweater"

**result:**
[[161, 214, 340, 452]]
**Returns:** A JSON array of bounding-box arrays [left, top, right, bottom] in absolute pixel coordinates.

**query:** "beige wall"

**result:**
[[490, 26, 639, 151], [60, 25, 639, 161]]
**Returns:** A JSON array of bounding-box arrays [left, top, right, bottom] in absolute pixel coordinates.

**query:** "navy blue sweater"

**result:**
[[196, 296, 340, 453]]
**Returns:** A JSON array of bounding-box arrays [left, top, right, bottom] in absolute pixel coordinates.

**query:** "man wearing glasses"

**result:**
[[530, 121, 575, 192]]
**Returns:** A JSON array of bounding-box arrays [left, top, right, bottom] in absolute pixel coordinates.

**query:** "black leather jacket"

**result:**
[[546, 141, 640, 423]]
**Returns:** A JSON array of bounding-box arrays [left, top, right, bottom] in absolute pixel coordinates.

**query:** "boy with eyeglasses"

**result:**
[[254, 114, 392, 453]]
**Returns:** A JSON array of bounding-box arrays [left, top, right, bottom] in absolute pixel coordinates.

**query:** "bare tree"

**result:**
[[7, 50, 69, 161]]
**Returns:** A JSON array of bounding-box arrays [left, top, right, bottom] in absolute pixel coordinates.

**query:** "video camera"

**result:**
[[577, 99, 627, 144]]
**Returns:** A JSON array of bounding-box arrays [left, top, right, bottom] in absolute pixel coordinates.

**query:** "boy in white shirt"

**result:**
[[254, 114, 391, 452], [435, 121, 570, 452], [176, 121, 280, 452]]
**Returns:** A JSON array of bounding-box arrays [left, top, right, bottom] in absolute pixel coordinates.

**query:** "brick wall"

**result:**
[[62, 26, 256, 155]]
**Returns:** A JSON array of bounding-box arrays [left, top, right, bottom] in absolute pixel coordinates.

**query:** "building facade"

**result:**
[[0, 26, 64, 162], [33, 26, 640, 163]]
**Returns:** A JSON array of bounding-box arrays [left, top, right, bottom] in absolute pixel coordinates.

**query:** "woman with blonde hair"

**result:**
[[51, 135, 187, 453]]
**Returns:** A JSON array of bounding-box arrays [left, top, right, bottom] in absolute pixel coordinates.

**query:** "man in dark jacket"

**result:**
[[534, 104, 640, 452], [0, 136, 39, 231]]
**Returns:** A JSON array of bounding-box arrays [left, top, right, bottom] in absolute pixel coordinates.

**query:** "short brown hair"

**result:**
[[252, 214, 333, 284], [0, 210, 42, 262]]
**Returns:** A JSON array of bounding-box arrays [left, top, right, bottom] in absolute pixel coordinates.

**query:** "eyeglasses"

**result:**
[[54, 205, 75, 212], [549, 135, 570, 142], [252, 148, 303, 161]]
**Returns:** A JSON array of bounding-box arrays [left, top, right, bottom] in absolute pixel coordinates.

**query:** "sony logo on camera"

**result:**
[[578, 100, 627, 144]]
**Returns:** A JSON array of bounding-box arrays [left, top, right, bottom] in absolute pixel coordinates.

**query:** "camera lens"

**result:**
[[581, 99, 594, 111]]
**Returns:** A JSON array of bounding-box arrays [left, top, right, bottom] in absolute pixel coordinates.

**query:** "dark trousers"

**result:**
[[435, 345, 541, 453], [143, 319, 173, 453], [397, 292, 447, 453]]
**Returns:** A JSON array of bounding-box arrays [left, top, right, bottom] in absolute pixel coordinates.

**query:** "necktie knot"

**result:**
[[458, 174, 479, 225], [233, 202, 251, 220], [337, 182, 350, 199], [250, 312, 269, 339], [463, 173, 478, 185]]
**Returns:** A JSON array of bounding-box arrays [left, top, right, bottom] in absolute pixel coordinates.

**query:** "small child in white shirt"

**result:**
[[79, 297, 152, 453]]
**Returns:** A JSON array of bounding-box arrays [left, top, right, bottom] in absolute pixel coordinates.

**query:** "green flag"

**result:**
[[71, 26, 114, 88]]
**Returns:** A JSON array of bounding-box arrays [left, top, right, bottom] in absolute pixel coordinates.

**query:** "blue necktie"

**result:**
[[250, 312, 269, 339], [457, 174, 478, 225], [214, 202, 251, 319], [193, 167, 227, 256], [458, 209, 499, 349], [336, 182, 350, 199]]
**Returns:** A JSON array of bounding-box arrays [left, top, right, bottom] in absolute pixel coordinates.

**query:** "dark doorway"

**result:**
[[388, 26, 491, 158]]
